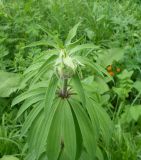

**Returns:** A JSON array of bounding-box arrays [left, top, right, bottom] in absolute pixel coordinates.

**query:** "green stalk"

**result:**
[[62, 78, 68, 98]]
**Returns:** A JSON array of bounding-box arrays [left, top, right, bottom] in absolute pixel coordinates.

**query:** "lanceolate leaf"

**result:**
[[12, 88, 46, 106], [46, 99, 76, 160], [86, 95, 113, 146], [24, 53, 57, 75], [35, 99, 62, 159], [30, 55, 57, 85], [21, 103, 43, 137], [69, 44, 98, 55], [27, 109, 44, 160], [69, 98, 96, 159], [44, 74, 58, 113], [46, 99, 65, 160], [72, 73, 86, 106], [66, 37, 83, 50], [16, 94, 44, 119], [33, 74, 59, 158], [65, 22, 81, 45], [22, 40, 57, 49], [61, 100, 76, 160]]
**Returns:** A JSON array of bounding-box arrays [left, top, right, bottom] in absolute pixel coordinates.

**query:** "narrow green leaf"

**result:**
[[24, 62, 43, 75], [22, 40, 57, 49], [65, 22, 81, 45], [21, 103, 43, 136], [29, 54, 57, 85], [46, 99, 64, 160], [72, 73, 86, 106], [16, 94, 44, 119], [86, 96, 113, 146], [44, 74, 58, 112], [69, 98, 96, 159], [66, 37, 83, 50], [27, 109, 44, 160], [69, 43, 98, 55], [35, 99, 61, 159], [12, 88, 46, 107], [61, 100, 76, 160]]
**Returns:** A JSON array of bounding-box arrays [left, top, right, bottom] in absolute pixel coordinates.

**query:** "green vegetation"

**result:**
[[1, 0, 141, 159]]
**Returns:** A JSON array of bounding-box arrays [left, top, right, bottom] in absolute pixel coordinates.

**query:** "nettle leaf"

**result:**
[[0, 71, 21, 97], [97, 48, 124, 67], [133, 81, 141, 92], [117, 69, 133, 79], [120, 105, 141, 124], [0, 156, 19, 160], [65, 22, 81, 45]]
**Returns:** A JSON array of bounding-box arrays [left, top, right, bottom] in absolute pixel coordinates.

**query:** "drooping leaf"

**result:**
[[16, 94, 44, 119], [60, 100, 76, 160], [86, 96, 113, 146], [27, 108, 45, 160], [35, 99, 61, 159], [21, 102, 43, 136], [44, 74, 58, 113], [70, 98, 96, 159], [46, 99, 64, 160], [12, 88, 46, 107], [72, 73, 86, 106]]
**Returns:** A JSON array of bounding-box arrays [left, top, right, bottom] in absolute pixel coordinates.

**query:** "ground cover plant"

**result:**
[[1, 0, 141, 160]]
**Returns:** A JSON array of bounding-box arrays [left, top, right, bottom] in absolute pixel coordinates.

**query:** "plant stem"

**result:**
[[62, 78, 68, 97]]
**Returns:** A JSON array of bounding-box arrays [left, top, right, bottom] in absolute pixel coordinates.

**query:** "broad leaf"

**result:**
[[0, 71, 21, 97], [0, 156, 19, 160], [97, 48, 124, 67]]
